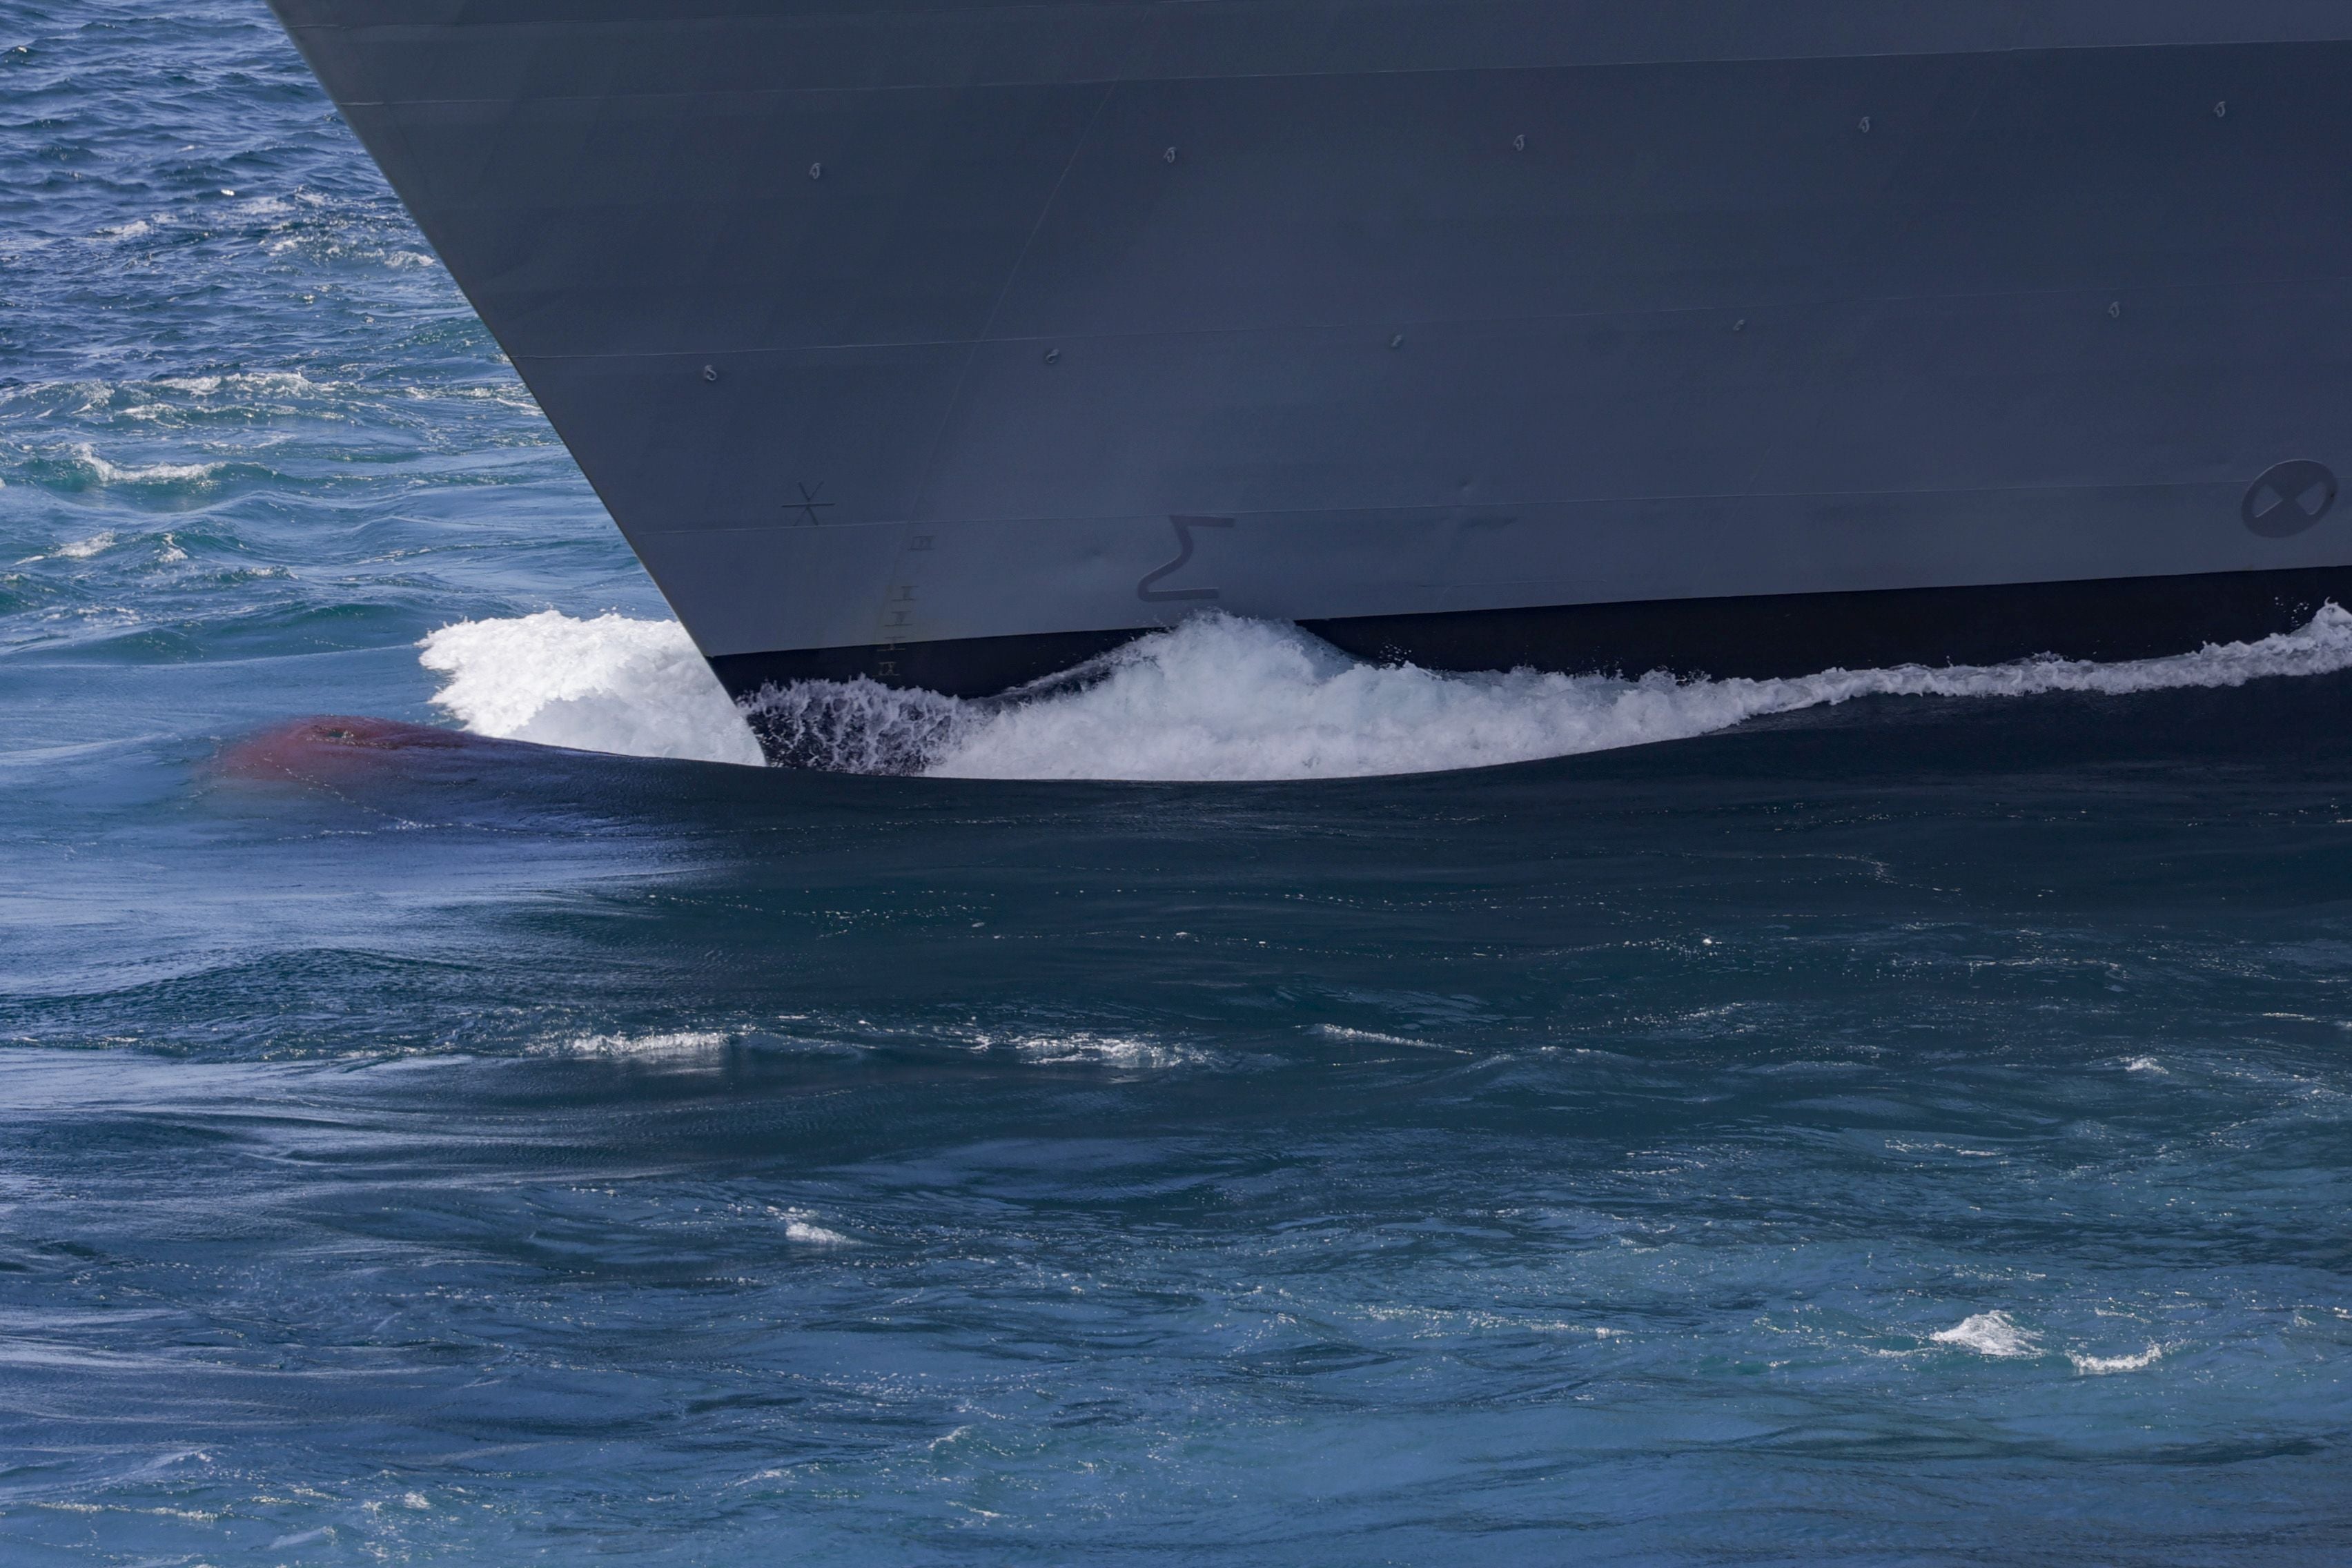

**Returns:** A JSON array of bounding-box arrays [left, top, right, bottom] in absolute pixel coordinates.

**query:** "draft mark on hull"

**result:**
[[1137, 515, 1235, 602]]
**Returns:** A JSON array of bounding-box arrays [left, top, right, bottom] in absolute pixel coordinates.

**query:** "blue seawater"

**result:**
[[4, 4, 2351, 1562]]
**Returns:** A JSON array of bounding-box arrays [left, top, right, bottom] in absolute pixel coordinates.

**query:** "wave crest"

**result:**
[[72, 443, 223, 485]]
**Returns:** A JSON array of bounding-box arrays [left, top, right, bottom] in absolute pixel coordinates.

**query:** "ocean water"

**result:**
[[4, 4, 2351, 1564]]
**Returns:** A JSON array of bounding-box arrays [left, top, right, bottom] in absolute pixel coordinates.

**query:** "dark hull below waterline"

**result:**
[[709, 564, 2352, 705]]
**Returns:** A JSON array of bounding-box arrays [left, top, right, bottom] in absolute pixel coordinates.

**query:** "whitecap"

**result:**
[[538, 1030, 730, 1059], [418, 610, 764, 766], [55, 530, 116, 560], [1010, 1032, 1205, 1070], [73, 443, 222, 484], [2069, 1344, 2164, 1375], [1315, 1024, 1440, 1048], [225, 371, 319, 397], [774, 1209, 854, 1244], [1930, 1311, 2040, 1358], [152, 371, 320, 400]]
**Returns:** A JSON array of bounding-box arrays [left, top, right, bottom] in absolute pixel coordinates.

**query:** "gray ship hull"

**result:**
[[269, 1, 2352, 724]]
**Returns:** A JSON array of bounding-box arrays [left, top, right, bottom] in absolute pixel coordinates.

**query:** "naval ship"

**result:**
[[268, 1, 2352, 756]]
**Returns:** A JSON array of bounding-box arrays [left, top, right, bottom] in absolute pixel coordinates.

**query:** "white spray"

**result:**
[[419, 609, 765, 766], [420, 603, 2352, 781]]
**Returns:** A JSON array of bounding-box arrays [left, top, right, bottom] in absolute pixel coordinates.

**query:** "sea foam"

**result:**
[[1931, 1311, 2040, 1358], [419, 611, 765, 766], [417, 602, 2352, 781]]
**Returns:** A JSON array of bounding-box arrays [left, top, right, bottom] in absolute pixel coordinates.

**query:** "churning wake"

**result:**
[[420, 605, 2352, 781]]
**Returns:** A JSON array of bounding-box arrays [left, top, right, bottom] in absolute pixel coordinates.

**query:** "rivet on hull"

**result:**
[[1164, 146, 1177, 164], [808, 161, 822, 179], [701, 364, 718, 382], [1043, 348, 1060, 366]]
